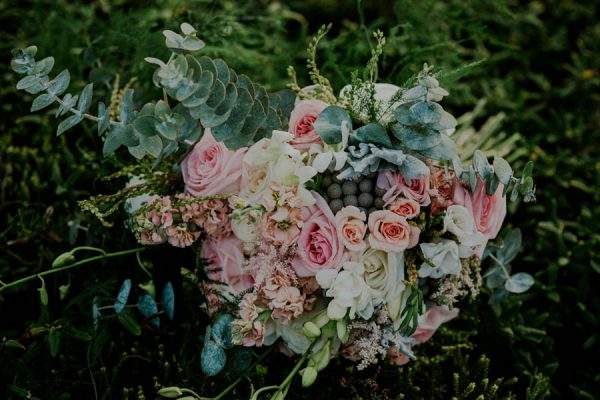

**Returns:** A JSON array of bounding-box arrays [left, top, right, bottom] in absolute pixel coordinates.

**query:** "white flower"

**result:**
[[418, 239, 461, 279], [443, 205, 486, 247], [243, 130, 317, 206], [316, 261, 381, 320], [357, 248, 408, 328], [309, 121, 350, 173]]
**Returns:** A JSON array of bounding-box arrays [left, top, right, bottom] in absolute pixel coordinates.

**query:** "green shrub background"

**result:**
[[0, 0, 599, 398]]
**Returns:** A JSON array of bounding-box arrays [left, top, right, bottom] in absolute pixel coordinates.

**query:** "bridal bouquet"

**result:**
[[10, 23, 536, 398]]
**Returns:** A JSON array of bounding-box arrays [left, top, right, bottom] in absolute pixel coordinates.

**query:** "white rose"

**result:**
[[418, 239, 461, 279], [240, 164, 271, 203], [443, 205, 486, 247], [316, 261, 381, 320], [357, 248, 407, 326]]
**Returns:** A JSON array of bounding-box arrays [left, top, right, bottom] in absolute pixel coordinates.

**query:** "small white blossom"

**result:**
[[419, 239, 461, 279]]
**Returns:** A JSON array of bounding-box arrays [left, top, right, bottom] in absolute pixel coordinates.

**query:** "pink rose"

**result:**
[[387, 197, 420, 219], [368, 210, 420, 253], [452, 179, 506, 240], [181, 129, 246, 196], [292, 192, 345, 277], [201, 235, 254, 293], [288, 99, 328, 151], [335, 206, 367, 252], [412, 305, 459, 345], [377, 171, 431, 206]]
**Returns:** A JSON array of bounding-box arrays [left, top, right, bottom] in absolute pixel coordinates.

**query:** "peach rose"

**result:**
[[288, 99, 328, 152], [292, 192, 345, 277], [368, 210, 420, 253], [201, 235, 254, 294], [181, 129, 247, 196], [335, 206, 367, 252], [377, 171, 431, 206], [387, 197, 420, 219], [452, 179, 506, 240]]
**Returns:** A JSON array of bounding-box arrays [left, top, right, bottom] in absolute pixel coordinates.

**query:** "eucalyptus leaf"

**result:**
[[31, 93, 55, 112], [77, 83, 93, 113], [211, 314, 233, 349], [488, 287, 509, 305], [137, 294, 159, 328], [473, 150, 492, 179], [47, 69, 70, 97], [352, 123, 392, 147], [56, 114, 83, 136], [522, 160, 534, 177], [486, 173, 500, 195], [57, 94, 77, 117], [114, 279, 132, 314], [17, 75, 39, 90], [497, 229, 522, 264], [505, 272, 534, 294], [493, 156, 513, 185], [97, 102, 110, 135], [313, 105, 352, 144], [418, 134, 457, 161], [392, 125, 441, 150], [161, 282, 175, 320], [201, 341, 226, 377]]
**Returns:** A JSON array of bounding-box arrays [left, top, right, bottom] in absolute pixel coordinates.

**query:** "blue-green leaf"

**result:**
[[119, 89, 135, 123], [47, 70, 70, 97], [78, 83, 93, 113], [497, 229, 522, 264], [351, 123, 392, 148], [505, 272, 534, 294], [418, 134, 457, 161], [201, 341, 226, 377], [392, 125, 441, 150], [17, 75, 39, 90], [56, 114, 83, 136], [313, 105, 352, 144], [473, 150, 492, 180], [57, 94, 78, 117], [92, 296, 101, 330], [161, 282, 175, 320], [137, 294, 159, 328], [493, 156, 513, 186], [211, 314, 233, 349], [97, 102, 110, 135], [114, 279, 132, 314], [31, 93, 55, 112], [33, 56, 54, 75]]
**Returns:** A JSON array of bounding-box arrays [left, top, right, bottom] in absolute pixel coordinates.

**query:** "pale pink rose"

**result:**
[[377, 171, 431, 206], [288, 99, 328, 151], [292, 192, 345, 277], [335, 206, 367, 252], [428, 165, 456, 215], [452, 179, 506, 240], [412, 305, 459, 345], [181, 129, 246, 196], [201, 235, 254, 293], [368, 210, 420, 253], [387, 197, 421, 219]]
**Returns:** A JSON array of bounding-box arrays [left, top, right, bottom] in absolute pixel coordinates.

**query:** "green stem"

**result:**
[[489, 253, 511, 279], [269, 341, 317, 400], [72, 246, 107, 255], [211, 345, 276, 400], [0, 247, 146, 293]]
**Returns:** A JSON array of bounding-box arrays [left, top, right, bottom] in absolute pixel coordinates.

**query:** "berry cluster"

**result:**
[[321, 173, 386, 215]]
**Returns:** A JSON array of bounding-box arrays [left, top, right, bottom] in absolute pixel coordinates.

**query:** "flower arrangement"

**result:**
[[8, 22, 536, 399]]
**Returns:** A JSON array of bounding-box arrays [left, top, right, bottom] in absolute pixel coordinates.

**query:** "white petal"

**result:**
[[327, 300, 347, 320], [297, 165, 317, 183], [316, 269, 338, 289], [332, 152, 348, 171], [313, 152, 333, 173]]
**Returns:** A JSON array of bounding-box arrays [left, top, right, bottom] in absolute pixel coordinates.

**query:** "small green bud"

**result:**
[[301, 366, 318, 387], [313, 340, 331, 371], [52, 251, 75, 268], [156, 386, 183, 398], [313, 311, 330, 328], [302, 321, 321, 338]]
